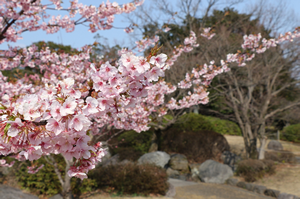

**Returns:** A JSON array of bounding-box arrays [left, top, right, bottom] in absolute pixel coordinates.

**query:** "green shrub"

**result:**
[[173, 113, 241, 135], [15, 155, 97, 198], [89, 163, 169, 196], [236, 159, 275, 182], [109, 130, 153, 161], [281, 123, 300, 143]]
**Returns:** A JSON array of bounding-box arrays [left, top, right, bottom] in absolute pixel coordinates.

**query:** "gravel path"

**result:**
[[170, 179, 274, 199], [0, 185, 39, 199]]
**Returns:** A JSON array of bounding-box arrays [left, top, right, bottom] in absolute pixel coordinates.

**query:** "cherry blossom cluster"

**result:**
[[0, 0, 144, 44], [0, 159, 14, 167], [135, 36, 159, 52], [200, 28, 216, 40], [27, 164, 44, 174], [166, 31, 200, 67], [227, 27, 300, 66], [0, 49, 168, 179]]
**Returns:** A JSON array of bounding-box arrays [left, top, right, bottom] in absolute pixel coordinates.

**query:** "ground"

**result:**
[[225, 135, 300, 197]]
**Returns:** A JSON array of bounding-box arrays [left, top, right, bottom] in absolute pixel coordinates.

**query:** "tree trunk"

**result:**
[[61, 157, 73, 199], [258, 136, 267, 160], [148, 129, 162, 152], [242, 123, 258, 159], [249, 138, 258, 159], [257, 122, 267, 160]]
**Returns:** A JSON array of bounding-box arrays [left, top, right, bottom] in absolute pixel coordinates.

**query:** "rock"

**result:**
[[198, 160, 233, 184], [277, 193, 297, 199], [0, 167, 9, 175], [236, 181, 246, 188], [101, 154, 120, 167], [264, 189, 280, 198], [236, 182, 254, 192], [166, 167, 180, 178], [295, 157, 300, 164], [226, 178, 238, 186], [253, 185, 267, 194], [165, 183, 176, 198], [244, 183, 254, 192], [101, 154, 132, 167], [178, 175, 187, 181], [138, 151, 170, 168], [189, 163, 202, 181], [49, 194, 63, 199], [169, 154, 189, 172], [0, 185, 39, 199], [267, 140, 283, 151], [221, 151, 242, 171]]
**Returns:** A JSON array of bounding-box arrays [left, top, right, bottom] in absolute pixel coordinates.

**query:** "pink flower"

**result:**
[[7, 118, 23, 137], [67, 167, 87, 180], [147, 66, 164, 82], [164, 27, 171, 32], [60, 97, 77, 116], [149, 54, 167, 67], [83, 97, 98, 115], [50, 101, 62, 119], [28, 164, 44, 174], [46, 118, 63, 135], [69, 115, 91, 131]]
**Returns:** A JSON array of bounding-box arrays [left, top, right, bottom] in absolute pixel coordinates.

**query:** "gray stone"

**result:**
[[253, 185, 267, 194], [0, 185, 39, 199], [169, 154, 189, 171], [244, 183, 254, 192], [189, 163, 202, 178], [198, 160, 233, 184], [101, 154, 132, 167], [226, 178, 238, 186], [165, 183, 176, 198], [236, 181, 247, 189], [296, 157, 300, 164], [166, 167, 180, 178], [267, 140, 283, 151], [178, 174, 187, 181], [138, 151, 170, 168], [101, 154, 120, 167], [278, 193, 297, 199], [49, 194, 63, 199], [0, 167, 9, 175], [264, 189, 280, 198]]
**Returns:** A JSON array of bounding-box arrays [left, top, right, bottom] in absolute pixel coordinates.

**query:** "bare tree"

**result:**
[[208, 41, 300, 159], [127, 1, 300, 159]]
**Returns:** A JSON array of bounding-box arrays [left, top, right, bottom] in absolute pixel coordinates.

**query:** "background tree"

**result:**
[[133, 4, 300, 158]]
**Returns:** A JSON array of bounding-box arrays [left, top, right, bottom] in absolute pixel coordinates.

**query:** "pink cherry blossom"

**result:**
[[60, 97, 77, 116], [46, 118, 64, 135], [69, 115, 91, 131]]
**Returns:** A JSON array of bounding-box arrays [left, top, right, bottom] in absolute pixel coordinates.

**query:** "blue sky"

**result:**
[[1, 0, 299, 50]]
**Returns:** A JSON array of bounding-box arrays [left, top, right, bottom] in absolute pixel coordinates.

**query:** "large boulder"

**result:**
[[169, 154, 189, 172], [161, 130, 230, 163], [198, 160, 233, 184], [138, 151, 170, 168], [267, 140, 283, 151]]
